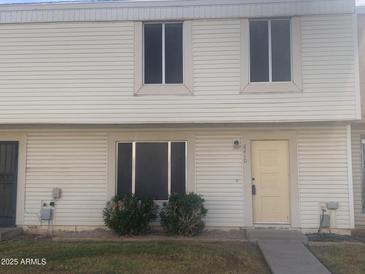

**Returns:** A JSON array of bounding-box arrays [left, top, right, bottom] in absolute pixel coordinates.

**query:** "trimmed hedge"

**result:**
[[103, 194, 157, 236], [160, 193, 208, 236]]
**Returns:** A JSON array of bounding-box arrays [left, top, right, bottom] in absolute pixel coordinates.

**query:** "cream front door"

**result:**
[[251, 140, 290, 224]]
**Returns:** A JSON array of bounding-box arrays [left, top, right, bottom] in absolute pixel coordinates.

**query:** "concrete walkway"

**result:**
[[258, 240, 330, 274], [248, 230, 330, 274]]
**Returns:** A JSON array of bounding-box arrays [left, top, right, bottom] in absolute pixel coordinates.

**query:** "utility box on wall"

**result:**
[[52, 188, 62, 200], [40, 207, 53, 221], [327, 201, 339, 210]]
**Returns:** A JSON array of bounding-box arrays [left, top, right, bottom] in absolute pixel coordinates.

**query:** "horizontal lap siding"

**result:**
[[301, 15, 356, 120], [24, 131, 108, 226], [351, 128, 365, 227], [24, 129, 247, 227], [193, 20, 241, 98], [194, 126, 352, 228], [185, 16, 357, 122], [21, 126, 353, 228], [297, 127, 351, 229], [0, 22, 135, 123], [195, 131, 245, 227], [0, 15, 357, 124]]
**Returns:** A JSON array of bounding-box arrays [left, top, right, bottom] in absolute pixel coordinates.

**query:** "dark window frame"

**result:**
[[143, 22, 184, 85], [249, 18, 292, 83], [116, 141, 187, 200]]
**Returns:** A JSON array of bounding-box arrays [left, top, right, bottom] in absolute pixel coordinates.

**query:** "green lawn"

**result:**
[[310, 244, 365, 274], [0, 240, 269, 274]]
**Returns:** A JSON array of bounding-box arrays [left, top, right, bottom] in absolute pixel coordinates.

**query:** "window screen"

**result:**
[[171, 142, 186, 194], [144, 22, 183, 84], [249, 19, 291, 83], [135, 143, 168, 200], [250, 21, 269, 82], [144, 24, 163, 84], [271, 20, 291, 81], [117, 143, 132, 196], [165, 23, 183, 83]]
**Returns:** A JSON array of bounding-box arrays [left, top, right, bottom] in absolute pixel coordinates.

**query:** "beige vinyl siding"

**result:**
[[0, 22, 135, 123], [351, 128, 365, 227], [301, 15, 356, 117], [193, 126, 353, 228], [195, 130, 245, 227], [24, 131, 108, 226], [20, 126, 353, 229], [297, 126, 351, 229], [0, 14, 358, 124], [357, 15, 365, 119], [23, 128, 248, 227]]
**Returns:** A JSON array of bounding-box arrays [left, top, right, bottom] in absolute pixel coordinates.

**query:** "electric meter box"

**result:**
[[40, 208, 53, 221], [52, 188, 62, 200]]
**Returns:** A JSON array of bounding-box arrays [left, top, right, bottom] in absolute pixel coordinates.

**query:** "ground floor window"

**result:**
[[117, 141, 186, 200]]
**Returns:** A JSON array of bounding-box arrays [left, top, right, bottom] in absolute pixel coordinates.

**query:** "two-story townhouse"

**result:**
[[0, 0, 359, 233]]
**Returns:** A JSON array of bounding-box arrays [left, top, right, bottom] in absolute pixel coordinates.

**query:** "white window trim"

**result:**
[[108, 132, 196, 201], [240, 17, 302, 93], [115, 140, 188, 200], [134, 21, 193, 96]]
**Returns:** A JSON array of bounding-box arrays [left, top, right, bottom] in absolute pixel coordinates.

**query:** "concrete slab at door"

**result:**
[[251, 140, 290, 224]]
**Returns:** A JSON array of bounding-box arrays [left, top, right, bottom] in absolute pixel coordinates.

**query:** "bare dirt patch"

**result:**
[[20, 228, 247, 242]]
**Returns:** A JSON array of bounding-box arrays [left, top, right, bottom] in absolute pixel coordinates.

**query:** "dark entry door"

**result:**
[[0, 142, 18, 227]]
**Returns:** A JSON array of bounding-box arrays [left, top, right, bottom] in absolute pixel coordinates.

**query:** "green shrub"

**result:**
[[103, 194, 158, 236], [160, 193, 208, 236]]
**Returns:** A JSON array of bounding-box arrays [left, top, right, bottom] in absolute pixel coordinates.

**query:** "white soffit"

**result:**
[[0, 0, 355, 24]]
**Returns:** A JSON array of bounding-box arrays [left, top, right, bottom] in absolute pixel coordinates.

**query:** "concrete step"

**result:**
[[0, 227, 23, 241], [258, 240, 330, 274], [247, 229, 308, 243]]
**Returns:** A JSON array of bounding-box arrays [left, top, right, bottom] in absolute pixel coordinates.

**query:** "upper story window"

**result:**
[[144, 22, 183, 84], [249, 19, 291, 83], [135, 21, 192, 95], [240, 17, 301, 93]]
